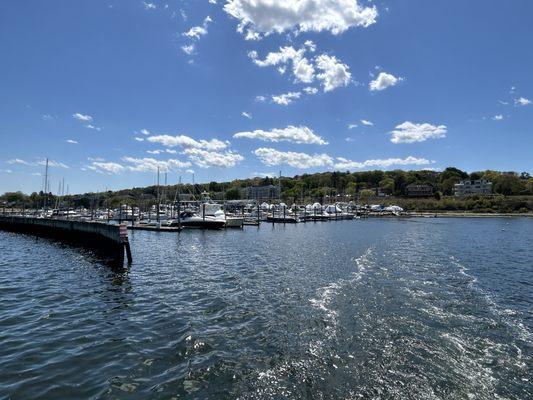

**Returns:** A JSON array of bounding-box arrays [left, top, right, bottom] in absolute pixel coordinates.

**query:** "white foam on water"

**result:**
[[450, 256, 532, 344], [244, 249, 376, 398]]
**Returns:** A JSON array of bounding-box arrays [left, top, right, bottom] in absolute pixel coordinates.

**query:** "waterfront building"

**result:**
[[406, 184, 434, 197], [240, 185, 280, 201], [454, 179, 492, 196]]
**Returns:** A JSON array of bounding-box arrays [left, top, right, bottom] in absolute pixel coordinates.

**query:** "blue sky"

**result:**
[[1, 0, 532, 194]]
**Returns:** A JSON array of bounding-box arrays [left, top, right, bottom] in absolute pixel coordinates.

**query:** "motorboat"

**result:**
[[172, 210, 226, 229], [201, 203, 244, 228]]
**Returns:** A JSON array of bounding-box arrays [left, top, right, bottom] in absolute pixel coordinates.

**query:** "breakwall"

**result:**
[[0, 216, 125, 266]]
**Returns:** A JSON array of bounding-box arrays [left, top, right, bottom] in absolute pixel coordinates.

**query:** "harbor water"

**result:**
[[0, 218, 531, 399]]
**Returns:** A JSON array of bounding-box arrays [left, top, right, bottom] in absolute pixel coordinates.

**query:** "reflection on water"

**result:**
[[0, 218, 532, 399]]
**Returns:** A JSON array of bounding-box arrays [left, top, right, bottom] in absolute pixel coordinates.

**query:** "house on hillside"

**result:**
[[240, 185, 280, 201], [454, 180, 492, 196]]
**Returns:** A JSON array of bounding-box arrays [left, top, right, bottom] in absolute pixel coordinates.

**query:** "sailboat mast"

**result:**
[[157, 167, 160, 223], [43, 158, 49, 212]]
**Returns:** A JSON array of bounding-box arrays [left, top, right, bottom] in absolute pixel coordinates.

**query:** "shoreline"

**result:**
[[404, 212, 533, 218]]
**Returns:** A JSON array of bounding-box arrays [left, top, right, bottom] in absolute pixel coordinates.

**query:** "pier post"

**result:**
[[119, 224, 132, 264]]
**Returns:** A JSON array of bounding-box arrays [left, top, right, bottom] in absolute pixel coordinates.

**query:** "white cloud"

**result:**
[[37, 159, 69, 169], [140, 128, 151, 135], [8, 158, 68, 169], [72, 113, 93, 122], [241, 111, 252, 119], [390, 121, 447, 144], [249, 46, 351, 91], [255, 95, 267, 102], [492, 114, 504, 121], [147, 149, 177, 155], [334, 156, 433, 170], [515, 97, 531, 106], [134, 137, 145, 142], [42, 114, 54, 120], [85, 124, 102, 131], [88, 157, 192, 174], [122, 157, 192, 172], [147, 134, 228, 150], [249, 46, 315, 83], [304, 40, 316, 52], [88, 162, 125, 174], [7, 158, 30, 165], [361, 119, 373, 126], [303, 86, 318, 95], [272, 91, 301, 105], [347, 123, 358, 129], [224, 0, 378, 39], [181, 44, 196, 55], [183, 16, 213, 39], [254, 147, 333, 169], [369, 72, 403, 91], [234, 125, 328, 145], [67, 139, 78, 144], [183, 149, 244, 168], [315, 54, 351, 92], [143, 2, 156, 10]]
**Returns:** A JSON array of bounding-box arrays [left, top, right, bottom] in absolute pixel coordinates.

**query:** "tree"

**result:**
[[346, 182, 357, 196], [493, 174, 525, 195], [379, 177, 395, 193], [440, 177, 460, 196], [359, 189, 375, 203], [225, 187, 241, 200]]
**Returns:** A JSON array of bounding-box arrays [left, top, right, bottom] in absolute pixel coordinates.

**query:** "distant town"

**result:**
[[1, 167, 532, 214]]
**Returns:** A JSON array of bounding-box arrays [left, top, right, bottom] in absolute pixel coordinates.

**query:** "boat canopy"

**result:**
[[324, 204, 342, 213]]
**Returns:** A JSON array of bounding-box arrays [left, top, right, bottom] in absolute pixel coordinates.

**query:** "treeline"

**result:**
[[1, 168, 532, 211]]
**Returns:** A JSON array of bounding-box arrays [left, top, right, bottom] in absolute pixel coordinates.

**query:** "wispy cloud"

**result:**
[[142, 2, 156, 10], [514, 97, 531, 106], [85, 124, 102, 131], [72, 113, 93, 122], [183, 16, 213, 39]]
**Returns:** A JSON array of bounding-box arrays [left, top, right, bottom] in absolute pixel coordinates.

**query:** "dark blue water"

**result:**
[[0, 218, 531, 399]]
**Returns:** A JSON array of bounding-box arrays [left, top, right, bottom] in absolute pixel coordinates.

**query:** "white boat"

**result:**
[[174, 210, 226, 229], [202, 203, 244, 228]]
